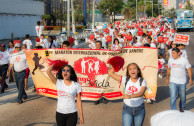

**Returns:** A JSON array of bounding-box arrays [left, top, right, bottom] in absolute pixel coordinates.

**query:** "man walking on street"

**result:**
[[7, 43, 27, 104], [166, 48, 193, 112]]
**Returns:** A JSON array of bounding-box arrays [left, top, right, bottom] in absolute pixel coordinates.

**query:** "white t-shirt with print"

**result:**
[[0, 51, 10, 65], [133, 42, 142, 47], [6, 47, 15, 54], [39, 38, 47, 48], [23, 39, 33, 49], [168, 57, 191, 84], [180, 49, 188, 58], [112, 44, 122, 50], [10, 51, 27, 72], [121, 76, 147, 107], [36, 25, 44, 37], [56, 80, 82, 114]]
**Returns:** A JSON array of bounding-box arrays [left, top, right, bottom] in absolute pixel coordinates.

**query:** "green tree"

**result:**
[[97, 0, 124, 23], [185, 1, 193, 10]]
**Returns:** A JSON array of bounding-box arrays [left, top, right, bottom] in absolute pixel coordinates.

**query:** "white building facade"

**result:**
[[0, 0, 44, 39]]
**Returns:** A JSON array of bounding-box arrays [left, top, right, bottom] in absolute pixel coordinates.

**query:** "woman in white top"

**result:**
[[47, 64, 84, 126], [46, 36, 58, 49], [108, 63, 147, 126], [111, 38, 122, 51], [7, 41, 15, 54]]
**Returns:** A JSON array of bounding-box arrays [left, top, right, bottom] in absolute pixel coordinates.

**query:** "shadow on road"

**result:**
[[0, 94, 43, 106], [155, 86, 169, 103], [25, 122, 57, 126]]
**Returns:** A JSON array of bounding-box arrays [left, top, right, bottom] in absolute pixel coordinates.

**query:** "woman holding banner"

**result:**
[[108, 63, 146, 126], [47, 65, 84, 126]]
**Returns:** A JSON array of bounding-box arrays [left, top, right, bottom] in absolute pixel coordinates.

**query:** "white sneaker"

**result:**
[[146, 99, 152, 104]]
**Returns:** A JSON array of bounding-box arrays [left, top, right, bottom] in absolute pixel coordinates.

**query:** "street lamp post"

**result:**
[[136, 0, 138, 20], [67, 0, 70, 37]]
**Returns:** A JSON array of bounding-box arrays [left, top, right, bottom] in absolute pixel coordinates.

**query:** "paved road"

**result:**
[[0, 32, 193, 126]]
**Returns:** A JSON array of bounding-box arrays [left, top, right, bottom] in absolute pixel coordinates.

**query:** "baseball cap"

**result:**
[[15, 43, 21, 48]]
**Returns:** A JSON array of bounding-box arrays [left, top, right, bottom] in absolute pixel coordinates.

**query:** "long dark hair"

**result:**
[[8, 40, 14, 49], [48, 36, 53, 48], [56, 65, 77, 82], [113, 38, 119, 44], [125, 63, 143, 86]]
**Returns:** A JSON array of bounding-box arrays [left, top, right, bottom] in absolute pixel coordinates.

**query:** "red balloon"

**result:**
[[117, 21, 121, 25], [106, 35, 112, 43], [138, 30, 144, 36], [125, 35, 133, 41], [157, 36, 164, 43], [171, 29, 175, 33], [135, 24, 138, 28], [89, 35, 95, 41], [127, 26, 131, 29], [35, 37, 40, 42], [148, 31, 152, 36]]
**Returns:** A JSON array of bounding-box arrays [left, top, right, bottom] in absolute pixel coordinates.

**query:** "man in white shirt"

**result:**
[[35, 19, 46, 37], [7, 43, 28, 104], [23, 34, 33, 49], [37, 34, 47, 48], [0, 44, 10, 93], [166, 48, 192, 111], [132, 37, 142, 47]]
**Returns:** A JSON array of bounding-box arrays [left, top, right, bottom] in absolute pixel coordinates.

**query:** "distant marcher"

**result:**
[[61, 41, 70, 49], [23, 34, 33, 49], [0, 44, 10, 93]]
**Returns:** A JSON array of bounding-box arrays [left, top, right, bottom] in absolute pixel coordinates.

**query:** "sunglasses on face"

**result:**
[[62, 69, 70, 73]]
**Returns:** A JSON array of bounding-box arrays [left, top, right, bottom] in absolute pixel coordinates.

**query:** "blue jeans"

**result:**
[[122, 103, 145, 126], [159, 49, 165, 55], [15, 70, 27, 102], [169, 82, 186, 110]]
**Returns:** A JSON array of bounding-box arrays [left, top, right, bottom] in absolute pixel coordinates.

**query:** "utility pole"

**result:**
[[67, 0, 70, 37], [92, 0, 95, 29], [144, 0, 146, 17], [71, 0, 76, 34], [136, 0, 138, 20], [60, 0, 62, 33], [152, 0, 153, 17]]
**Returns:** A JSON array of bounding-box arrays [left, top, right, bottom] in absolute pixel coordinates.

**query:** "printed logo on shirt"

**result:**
[[15, 56, 21, 62], [172, 63, 182, 67], [0, 54, 4, 60], [127, 86, 138, 94], [58, 90, 72, 97]]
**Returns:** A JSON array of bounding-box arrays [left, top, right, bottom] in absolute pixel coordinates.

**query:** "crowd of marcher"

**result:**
[[0, 16, 193, 126]]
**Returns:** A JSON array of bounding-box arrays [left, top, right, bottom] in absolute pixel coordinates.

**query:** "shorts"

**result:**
[[25, 68, 30, 78]]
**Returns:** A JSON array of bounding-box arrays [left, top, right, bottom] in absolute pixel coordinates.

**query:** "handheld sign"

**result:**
[[174, 33, 190, 45]]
